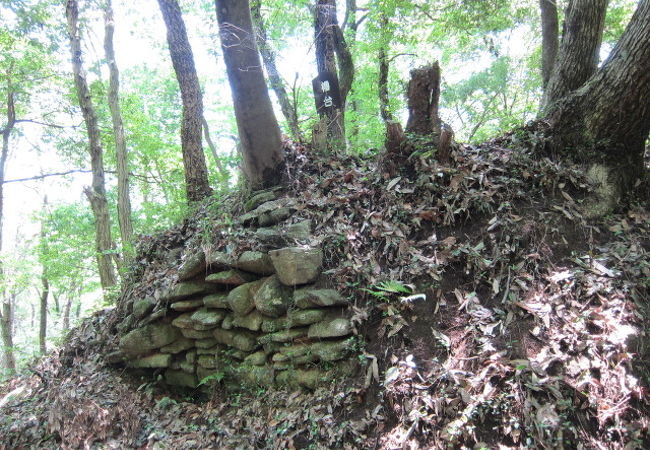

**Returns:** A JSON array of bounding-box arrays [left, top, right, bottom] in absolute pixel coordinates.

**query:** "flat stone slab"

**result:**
[[261, 317, 290, 333], [245, 191, 277, 212], [178, 249, 206, 280], [231, 310, 264, 331], [287, 309, 327, 326], [205, 251, 235, 268], [203, 293, 230, 309], [308, 318, 353, 338], [258, 328, 308, 344], [165, 369, 198, 388], [244, 351, 267, 366], [119, 323, 181, 357], [195, 338, 220, 349], [234, 251, 275, 275], [269, 247, 322, 286], [181, 328, 214, 339], [213, 329, 259, 352], [259, 208, 292, 227], [206, 270, 257, 286], [255, 220, 312, 245], [132, 297, 155, 320], [128, 353, 171, 369], [170, 298, 204, 311], [197, 355, 217, 369], [253, 275, 291, 318], [160, 337, 195, 354], [294, 288, 347, 308], [161, 281, 218, 302], [190, 308, 226, 327]]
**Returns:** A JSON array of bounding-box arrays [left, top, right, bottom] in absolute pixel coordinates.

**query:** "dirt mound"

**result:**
[[1, 138, 649, 448]]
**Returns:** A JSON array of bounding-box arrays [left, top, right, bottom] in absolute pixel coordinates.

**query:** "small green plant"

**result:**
[[363, 280, 412, 302], [198, 371, 225, 386]]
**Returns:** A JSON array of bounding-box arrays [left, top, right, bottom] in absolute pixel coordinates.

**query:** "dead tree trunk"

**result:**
[[39, 275, 49, 355], [250, 0, 303, 142], [104, 0, 134, 247], [66, 0, 118, 292], [542, 0, 608, 110], [539, 0, 559, 89], [215, 0, 284, 188], [544, 0, 650, 208], [406, 63, 442, 136], [157, 0, 213, 202]]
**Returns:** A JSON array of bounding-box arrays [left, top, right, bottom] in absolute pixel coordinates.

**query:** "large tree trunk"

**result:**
[[545, 0, 650, 203], [157, 0, 212, 202], [215, 0, 284, 188], [66, 0, 118, 291], [542, 0, 608, 110], [104, 0, 134, 247], [539, 0, 559, 89], [250, 0, 303, 142]]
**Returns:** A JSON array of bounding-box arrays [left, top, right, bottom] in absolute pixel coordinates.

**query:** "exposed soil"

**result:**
[[1, 134, 649, 449]]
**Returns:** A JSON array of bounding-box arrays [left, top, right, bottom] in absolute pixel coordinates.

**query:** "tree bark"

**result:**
[[39, 275, 49, 355], [215, 0, 284, 188], [539, 0, 559, 89], [545, 0, 650, 191], [542, 0, 608, 110], [104, 0, 134, 247], [157, 0, 212, 202], [314, 0, 345, 149], [250, 0, 303, 142], [66, 0, 118, 292], [405, 63, 442, 135], [0, 80, 16, 374]]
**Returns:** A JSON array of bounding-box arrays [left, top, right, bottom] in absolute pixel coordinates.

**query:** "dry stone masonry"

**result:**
[[115, 190, 357, 390]]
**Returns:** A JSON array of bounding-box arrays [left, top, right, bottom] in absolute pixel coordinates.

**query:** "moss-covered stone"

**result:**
[[269, 247, 323, 286], [165, 369, 198, 388], [261, 317, 290, 333], [190, 308, 226, 327], [205, 251, 235, 268], [206, 270, 257, 286], [287, 309, 327, 326], [294, 288, 347, 308], [221, 313, 234, 330], [119, 323, 181, 357], [245, 191, 277, 211], [178, 249, 206, 280], [244, 351, 267, 366], [308, 318, 353, 338], [160, 337, 195, 354], [234, 251, 275, 275], [255, 220, 312, 245], [257, 327, 308, 344], [132, 297, 155, 320], [203, 293, 230, 309], [161, 281, 217, 302], [241, 366, 275, 386], [197, 355, 217, 369], [311, 338, 354, 362], [180, 328, 214, 339], [170, 298, 204, 311], [179, 361, 195, 374], [194, 338, 219, 349], [259, 208, 293, 227], [231, 310, 264, 331], [253, 275, 291, 317], [227, 282, 256, 316], [213, 329, 259, 352], [127, 353, 171, 368]]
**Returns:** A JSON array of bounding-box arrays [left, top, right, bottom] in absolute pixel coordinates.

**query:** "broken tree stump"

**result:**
[[406, 62, 442, 136]]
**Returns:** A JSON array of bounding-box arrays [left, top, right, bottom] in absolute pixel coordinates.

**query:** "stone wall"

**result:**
[[114, 191, 357, 390]]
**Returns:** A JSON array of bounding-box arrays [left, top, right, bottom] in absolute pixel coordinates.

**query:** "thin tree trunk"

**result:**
[[545, 0, 650, 192], [157, 0, 212, 202], [0, 80, 16, 374], [344, 0, 359, 142], [250, 0, 303, 142], [201, 116, 227, 177], [66, 0, 118, 292], [542, 0, 608, 110], [104, 0, 134, 247], [539, 0, 559, 89], [63, 294, 72, 332], [39, 276, 48, 355], [215, 0, 284, 188], [314, 0, 345, 148], [378, 47, 392, 124]]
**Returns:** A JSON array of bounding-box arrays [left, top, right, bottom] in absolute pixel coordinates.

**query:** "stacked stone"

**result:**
[[117, 191, 356, 390]]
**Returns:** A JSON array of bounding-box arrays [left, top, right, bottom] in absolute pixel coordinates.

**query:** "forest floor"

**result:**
[[1, 132, 649, 449]]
